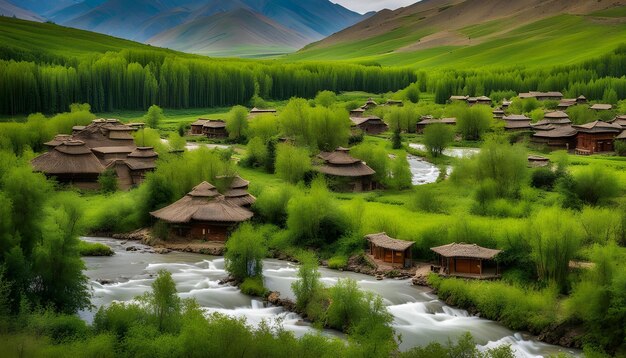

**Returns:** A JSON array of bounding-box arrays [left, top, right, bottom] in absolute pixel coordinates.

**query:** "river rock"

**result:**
[[154, 247, 170, 254], [125, 246, 139, 252], [412, 275, 429, 286], [96, 278, 114, 285]]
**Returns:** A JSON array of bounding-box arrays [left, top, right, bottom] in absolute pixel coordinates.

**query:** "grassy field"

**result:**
[[288, 14, 626, 68]]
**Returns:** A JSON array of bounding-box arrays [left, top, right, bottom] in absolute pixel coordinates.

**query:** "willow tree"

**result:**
[[226, 105, 249, 142], [225, 223, 267, 281]]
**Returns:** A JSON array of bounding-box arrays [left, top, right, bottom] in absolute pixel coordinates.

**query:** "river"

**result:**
[[81, 237, 578, 357]]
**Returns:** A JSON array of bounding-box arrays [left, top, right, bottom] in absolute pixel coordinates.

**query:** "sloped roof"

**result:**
[[203, 120, 226, 129], [610, 115, 626, 128], [91, 146, 135, 155], [128, 147, 158, 158], [418, 118, 457, 125], [191, 119, 208, 126], [250, 107, 277, 113], [590, 104, 613, 111], [350, 116, 386, 126], [616, 130, 626, 140], [532, 125, 577, 138], [44, 134, 72, 147], [431, 243, 501, 259], [366, 232, 414, 251], [544, 111, 569, 119], [150, 187, 253, 224], [573, 121, 622, 133], [503, 114, 530, 121], [31, 140, 106, 175], [189, 181, 220, 198], [318, 150, 361, 165], [350, 108, 365, 113], [450, 95, 469, 101]]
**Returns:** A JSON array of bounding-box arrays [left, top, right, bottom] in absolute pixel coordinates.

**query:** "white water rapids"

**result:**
[[81, 237, 578, 357]]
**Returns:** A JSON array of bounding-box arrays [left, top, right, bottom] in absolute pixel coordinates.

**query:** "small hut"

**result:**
[[576, 95, 587, 104], [416, 117, 457, 134], [431, 243, 502, 279], [31, 140, 105, 190], [476, 96, 491, 106], [362, 98, 378, 110], [203, 120, 227, 138], [502, 114, 531, 131], [249, 108, 277, 118], [492, 108, 505, 119], [350, 108, 365, 118], [573, 121, 622, 154], [350, 116, 388, 135], [150, 182, 253, 241], [531, 111, 577, 150], [218, 175, 256, 207], [124, 147, 158, 186], [366, 232, 413, 268], [190, 119, 208, 135], [501, 100, 511, 109], [317, 148, 376, 192]]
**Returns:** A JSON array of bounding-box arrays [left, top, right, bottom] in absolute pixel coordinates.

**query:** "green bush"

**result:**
[[240, 277, 268, 297], [78, 241, 113, 256], [225, 223, 267, 281], [614, 140, 626, 156], [26, 310, 89, 343], [408, 185, 446, 213], [530, 167, 557, 189], [98, 169, 118, 193], [327, 256, 348, 270]]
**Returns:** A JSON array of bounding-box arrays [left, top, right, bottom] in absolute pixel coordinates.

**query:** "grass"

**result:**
[[78, 241, 114, 257], [289, 14, 626, 69]]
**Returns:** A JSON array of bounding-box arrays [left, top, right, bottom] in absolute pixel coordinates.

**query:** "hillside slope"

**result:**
[[148, 8, 311, 57], [291, 0, 626, 68]]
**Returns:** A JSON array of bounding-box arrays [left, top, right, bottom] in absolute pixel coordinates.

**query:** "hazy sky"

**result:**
[[332, 0, 419, 14]]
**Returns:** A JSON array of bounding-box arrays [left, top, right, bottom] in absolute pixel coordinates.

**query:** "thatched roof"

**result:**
[[450, 95, 469, 101], [616, 130, 626, 140], [431, 243, 501, 259], [573, 121, 622, 134], [203, 120, 226, 129], [150, 182, 253, 224], [366, 232, 414, 251], [418, 117, 457, 125], [610, 115, 626, 128], [532, 125, 577, 138], [476, 96, 491, 101], [91, 146, 135, 155], [317, 148, 375, 178], [503, 114, 530, 121], [350, 116, 386, 126], [250, 107, 277, 113], [128, 147, 158, 158], [216, 175, 256, 206], [44, 134, 72, 148], [590, 104, 613, 111], [191, 119, 208, 126], [73, 119, 136, 149], [519, 91, 563, 99], [31, 140, 106, 175]]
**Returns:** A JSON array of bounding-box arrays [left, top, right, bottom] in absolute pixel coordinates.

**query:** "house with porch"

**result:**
[[573, 121, 623, 155], [431, 243, 502, 279], [366, 232, 413, 269]]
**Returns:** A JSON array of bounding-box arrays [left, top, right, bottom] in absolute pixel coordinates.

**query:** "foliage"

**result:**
[[530, 167, 558, 190], [454, 105, 493, 140], [139, 270, 181, 333], [241, 137, 268, 168], [400, 332, 514, 358], [423, 123, 454, 157], [226, 105, 249, 142], [351, 143, 389, 184], [403, 82, 421, 103], [253, 185, 294, 227], [567, 105, 596, 124], [391, 128, 402, 149], [314, 91, 336, 107], [389, 153, 413, 190], [528, 207, 582, 290], [225, 223, 267, 281], [572, 165, 620, 205], [408, 185, 447, 213], [248, 114, 279, 143], [143, 105, 164, 129], [167, 132, 186, 152], [286, 177, 348, 247], [77, 241, 114, 257], [327, 256, 348, 270], [614, 140, 626, 156], [240, 277, 267, 297], [291, 251, 321, 311], [98, 169, 118, 194], [274, 144, 311, 184]]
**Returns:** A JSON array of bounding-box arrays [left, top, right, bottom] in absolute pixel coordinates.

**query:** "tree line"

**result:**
[[0, 49, 416, 115]]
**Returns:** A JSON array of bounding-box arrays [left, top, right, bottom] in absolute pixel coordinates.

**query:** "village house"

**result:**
[[366, 232, 413, 268], [501, 114, 531, 131], [349, 107, 366, 118], [610, 115, 626, 128], [385, 99, 404, 107], [249, 107, 277, 118], [573, 121, 623, 155], [475, 96, 492, 106], [501, 99, 512, 109], [362, 98, 378, 110], [531, 111, 577, 150], [350, 115, 388, 135], [44, 134, 72, 151], [518, 91, 563, 101], [590, 104, 613, 111], [557, 95, 588, 110], [190, 119, 227, 138], [416, 117, 457, 134], [492, 108, 505, 119], [217, 175, 256, 207], [431, 243, 502, 279], [316, 147, 376, 192], [150, 181, 253, 241], [190, 119, 208, 135], [31, 140, 106, 190], [73, 119, 136, 149]]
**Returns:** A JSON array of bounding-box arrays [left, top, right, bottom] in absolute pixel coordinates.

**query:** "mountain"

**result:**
[[40, 0, 364, 56], [148, 8, 310, 57], [0, 0, 44, 22], [291, 0, 626, 68], [7, 0, 77, 15]]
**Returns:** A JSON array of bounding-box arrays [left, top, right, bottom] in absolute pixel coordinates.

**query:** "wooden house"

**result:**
[[557, 99, 577, 111], [576, 95, 587, 104], [150, 182, 253, 241], [416, 117, 457, 134], [502, 114, 531, 131], [519, 91, 563, 101], [573, 121, 622, 154], [476, 96, 492, 106], [72, 126, 86, 135], [350, 116, 388, 135], [362, 98, 378, 110], [317, 147, 376, 192], [31, 140, 105, 190], [190, 119, 208, 135], [610, 115, 626, 129], [531, 111, 577, 150], [203, 119, 227, 138], [249, 107, 277, 118], [492, 108, 505, 119], [366, 232, 414, 268], [431, 243, 501, 279], [123, 147, 158, 186], [501, 100, 511, 109], [350, 108, 365, 118]]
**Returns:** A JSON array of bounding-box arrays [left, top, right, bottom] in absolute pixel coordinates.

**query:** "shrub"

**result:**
[[530, 167, 557, 189], [77, 241, 113, 256], [572, 165, 620, 205], [225, 105, 249, 142], [240, 277, 267, 297], [327, 256, 348, 270], [275, 144, 311, 184], [315, 90, 336, 107], [455, 105, 492, 140], [98, 169, 118, 193], [225, 223, 267, 281], [26, 310, 89, 343], [423, 123, 454, 157], [143, 105, 164, 129], [408, 185, 446, 213], [253, 185, 294, 227], [241, 137, 267, 168], [291, 251, 321, 311]]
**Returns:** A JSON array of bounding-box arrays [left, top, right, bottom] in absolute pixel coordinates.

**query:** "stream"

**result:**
[[81, 237, 578, 357], [407, 144, 480, 185]]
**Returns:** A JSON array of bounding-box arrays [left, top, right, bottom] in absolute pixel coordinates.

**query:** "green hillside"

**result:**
[[0, 16, 176, 58], [288, 12, 626, 68]]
